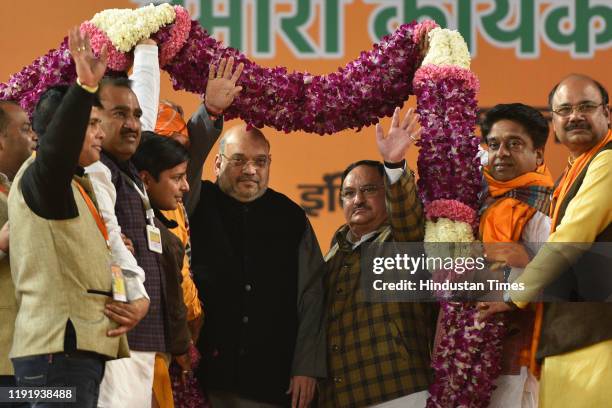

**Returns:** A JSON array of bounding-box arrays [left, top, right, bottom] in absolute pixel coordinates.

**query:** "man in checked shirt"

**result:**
[[320, 106, 437, 408]]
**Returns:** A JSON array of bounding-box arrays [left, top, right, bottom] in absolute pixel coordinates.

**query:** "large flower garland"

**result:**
[[0, 4, 423, 135], [412, 27, 506, 407], [1, 7, 503, 403]]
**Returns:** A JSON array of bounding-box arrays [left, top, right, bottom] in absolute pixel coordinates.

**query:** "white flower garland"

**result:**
[[421, 27, 471, 69], [90, 3, 175, 52]]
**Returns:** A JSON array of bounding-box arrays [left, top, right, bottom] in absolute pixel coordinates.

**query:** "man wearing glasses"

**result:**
[[189, 124, 327, 408], [319, 107, 437, 408], [479, 75, 612, 407]]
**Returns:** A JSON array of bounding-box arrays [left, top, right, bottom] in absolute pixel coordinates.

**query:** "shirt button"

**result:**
[[245, 284, 252, 292], [333, 377, 342, 384], [242, 316, 249, 323], [331, 345, 340, 352]]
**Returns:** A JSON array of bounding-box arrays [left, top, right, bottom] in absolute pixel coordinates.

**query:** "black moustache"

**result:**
[[565, 123, 590, 131]]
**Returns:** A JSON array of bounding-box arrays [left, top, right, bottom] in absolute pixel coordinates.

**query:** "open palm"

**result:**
[[68, 27, 108, 88], [376, 107, 421, 163], [205, 56, 244, 114]]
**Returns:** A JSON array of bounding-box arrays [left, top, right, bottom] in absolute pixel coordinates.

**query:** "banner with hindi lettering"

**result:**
[[1, 0, 609, 249]]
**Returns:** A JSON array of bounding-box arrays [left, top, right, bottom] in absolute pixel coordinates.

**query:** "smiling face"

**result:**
[[99, 84, 143, 162], [341, 165, 388, 239], [485, 119, 543, 181], [141, 161, 189, 211], [78, 107, 106, 167], [551, 76, 610, 158]]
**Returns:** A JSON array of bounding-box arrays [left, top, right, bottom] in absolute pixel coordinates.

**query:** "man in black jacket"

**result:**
[[190, 124, 326, 408]]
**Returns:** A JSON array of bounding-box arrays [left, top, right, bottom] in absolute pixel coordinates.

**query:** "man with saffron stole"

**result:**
[[478, 103, 554, 407], [480, 75, 612, 407]]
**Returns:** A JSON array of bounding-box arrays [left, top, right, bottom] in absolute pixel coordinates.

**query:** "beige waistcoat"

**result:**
[[8, 157, 129, 359], [0, 182, 17, 375]]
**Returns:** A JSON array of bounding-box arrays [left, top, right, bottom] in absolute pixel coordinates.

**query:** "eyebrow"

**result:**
[[557, 99, 601, 106], [110, 105, 142, 115]]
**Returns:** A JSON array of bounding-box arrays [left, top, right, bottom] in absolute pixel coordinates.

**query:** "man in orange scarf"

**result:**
[[479, 75, 612, 407], [479, 103, 553, 407]]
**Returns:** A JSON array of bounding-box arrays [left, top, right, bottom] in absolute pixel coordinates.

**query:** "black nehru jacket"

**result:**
[[190, 180, 307, 406]]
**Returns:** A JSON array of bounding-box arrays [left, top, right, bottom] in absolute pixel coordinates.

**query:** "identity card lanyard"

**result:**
[[74, 180, 128, 303], [120, 172, 163, 255]]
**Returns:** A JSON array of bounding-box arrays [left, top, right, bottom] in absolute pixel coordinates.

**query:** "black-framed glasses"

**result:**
[[340, 184, 384, 200], [551, 102, 604, 117], [221, 153, 269, 168]]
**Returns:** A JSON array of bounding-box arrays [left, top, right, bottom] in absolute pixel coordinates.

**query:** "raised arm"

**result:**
[[376, 107, 424, 242], [129, 39, 160, 131], [184, 57, 244, 215], [21, 28, 108, 219]]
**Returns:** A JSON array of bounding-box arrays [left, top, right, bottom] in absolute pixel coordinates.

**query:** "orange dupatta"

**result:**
[[480, 164, 554, 244], [480, 165, 554, 372], [550, 129, 612, 231]]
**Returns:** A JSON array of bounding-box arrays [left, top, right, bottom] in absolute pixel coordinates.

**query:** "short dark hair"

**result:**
[[132, 131, 189, 181], [481, 103, 549, 149], [32, 84, 102, 138], [100, 77, 132, 91], [548, 75, 609, 109], [0, 100, 20, 134]]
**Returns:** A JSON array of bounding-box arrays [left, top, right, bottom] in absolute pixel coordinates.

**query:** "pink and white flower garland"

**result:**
[[413, 26, 506, 408], [0, 4, 422, 135]]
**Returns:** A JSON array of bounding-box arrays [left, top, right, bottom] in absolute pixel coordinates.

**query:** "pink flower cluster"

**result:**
[[427, 302, 506, 408], [425, 199, 478, 230], [413, 64, 481, 209], [156, 6, 191, 67], [80, 22, 133, 71]]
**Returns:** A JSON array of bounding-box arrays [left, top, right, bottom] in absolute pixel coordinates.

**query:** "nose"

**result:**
[[242, 162, 257, 175], [181, 177, 189, 193], [124, 114, 140, 132], [497, 142, 511, 157], [353, 189, 366, 204], [96, 126, 106, 141]]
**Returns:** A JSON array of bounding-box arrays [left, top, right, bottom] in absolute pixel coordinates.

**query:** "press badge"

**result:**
[[111, 264, 128, 303], [146, 224, 163, 254]]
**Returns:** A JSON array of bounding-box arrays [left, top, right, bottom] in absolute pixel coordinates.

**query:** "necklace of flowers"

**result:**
[[1, 8, 504, 403], [412, 25, 506, 408], [1, 4, 426, 135]]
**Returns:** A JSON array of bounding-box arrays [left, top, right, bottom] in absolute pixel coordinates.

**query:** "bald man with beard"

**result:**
[[189, 125, 326, 408]]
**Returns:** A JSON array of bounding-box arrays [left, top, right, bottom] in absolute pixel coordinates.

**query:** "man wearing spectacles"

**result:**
[[479, 75, 612, 407], [189, 124, 326, 408], [319, 107, 437, 408]]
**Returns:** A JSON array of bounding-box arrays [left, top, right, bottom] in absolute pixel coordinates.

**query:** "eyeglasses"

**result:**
[[551, 102, 605, 117], [340, 184, 384, 200], [221, 153, 269, 168]]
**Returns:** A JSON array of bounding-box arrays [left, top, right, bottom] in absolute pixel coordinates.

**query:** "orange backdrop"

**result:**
[[1, 0, 610, 250]]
